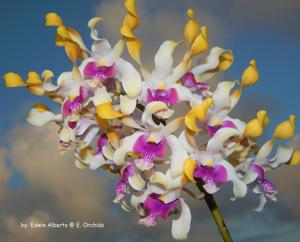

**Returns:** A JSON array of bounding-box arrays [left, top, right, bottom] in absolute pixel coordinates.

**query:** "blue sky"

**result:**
[[1, 0, 300, 242]]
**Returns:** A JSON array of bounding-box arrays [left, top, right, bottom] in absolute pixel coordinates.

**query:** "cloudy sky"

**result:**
[[1, 0, 300, 241]]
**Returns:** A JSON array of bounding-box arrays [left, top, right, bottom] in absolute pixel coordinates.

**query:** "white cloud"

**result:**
[[0, 148, 11, 202], [7, 124, 108, 221]]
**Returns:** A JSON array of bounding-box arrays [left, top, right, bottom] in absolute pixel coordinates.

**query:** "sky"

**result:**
[[0, 0, 300, 241]]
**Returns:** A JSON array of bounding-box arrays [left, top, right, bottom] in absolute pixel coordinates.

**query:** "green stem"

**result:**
[[196, 181, 233, 242]]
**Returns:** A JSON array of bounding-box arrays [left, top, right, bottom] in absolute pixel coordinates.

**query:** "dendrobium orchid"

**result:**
[[3, 0, 300, 241]]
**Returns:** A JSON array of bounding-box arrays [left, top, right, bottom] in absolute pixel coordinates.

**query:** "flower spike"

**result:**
[[4, 2, 300, 241]]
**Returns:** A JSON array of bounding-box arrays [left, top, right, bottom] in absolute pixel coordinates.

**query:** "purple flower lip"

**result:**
[[83, 61, 116, 80], [205, 120, 237, 137], [146, 88, 179, 106], [139, 194, 179, 227], [251, 164, 277, 196], [181, 72, 209, 90], [62, 86, 91, 117], [262, 180, 276, 196], [96, 133, 108, 155], [114, 164, 135, 203], [133, 134, 167, 162], [194, 164, 228, 192]]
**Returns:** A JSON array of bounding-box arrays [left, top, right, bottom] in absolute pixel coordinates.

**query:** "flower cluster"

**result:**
[[4, 0, 300, 240]]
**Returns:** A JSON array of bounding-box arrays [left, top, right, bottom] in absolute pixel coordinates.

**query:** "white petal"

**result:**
[[130, 190, 151, 210], [113, 132, 143, 165], [174, 84, 203, 107], [253, 193, 267, 212], [92, 40, 112, 56], [142, 101, 168, 128], [106, 39, 125, 65], [88, 17, 104, 41], [121, 116, 145, 130], [147, 184, 166, 195], [76, 118, 96, 136], [163, 117, 184, 137], [59, 126, 75, 142], [148, 171, 168, 194], [171, 198, 191, 240], [203, 183, 220, 194], [211, 81, 235, 118], [255, 140, 274, 163], [120, 95, 137, 115], [57, 71, 81, 98], [160, 189, 181, 204], [102, 145, 114, 160], [266, 146, 293, 168], [242, 164, 259, 185], [178, 131, 196, 154], [165, 57, 190, 84], [167, 135, 188, 178], [206, 128, 240, 154], [80, 126, 99, 147], [85, 152, 107, 170], [165, 170, 183, 190], [191, 47, 232, 81], [223, 116, 246, 134], [152, 41, 180, 81], [27, 108, 62, 127], [219, 161, 247, 199], [150, 171, 168, 187], [92, 86, 111, 106], [157, 108, 175, 119], [116, 58, 142, 98], [128, 173, 145, 191]]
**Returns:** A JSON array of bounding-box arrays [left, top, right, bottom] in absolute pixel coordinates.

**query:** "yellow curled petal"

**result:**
[[66, 27, 87, 51], [107, 130, 120, 149], [126, 39, 142, 64], [184, 158, 197, 183], [27, 85, 44, 96], [288, 150, 300, 166], [189, 26, 209, 57], [125, 0, 138, 17], [244, 110, 269, 138], [96, 116, 110, 129], [42, 70, 54, 80], [196, 98, 214, 121], [88, 17, 102, 29], [57, 26, 70, 39], [27, 71, 42, 85], [185, 98, 214, 132], [88, 17, 103, 40], [120, 0, 142, 64], [64, 41, 81, 63], [3, 72, 27, 87], [218, 51, 234, 72], [96, 102, 123, 119], [273, 115, 296, 139], [45, 12, 64, 26], [184, 9, 199, 45], [242, 60, 259, 88]]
